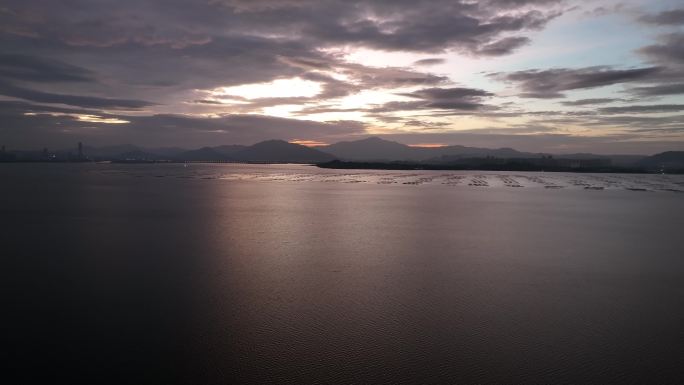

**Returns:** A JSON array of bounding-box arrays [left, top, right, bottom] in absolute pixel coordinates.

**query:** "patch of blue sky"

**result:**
[[508, 11, 653, 70]]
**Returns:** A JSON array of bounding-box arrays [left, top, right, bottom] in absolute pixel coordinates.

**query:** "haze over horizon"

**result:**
[[2, 0, 684, 155]]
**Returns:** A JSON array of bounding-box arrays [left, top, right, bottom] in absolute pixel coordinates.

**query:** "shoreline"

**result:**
[[315, 160, 682, 174]]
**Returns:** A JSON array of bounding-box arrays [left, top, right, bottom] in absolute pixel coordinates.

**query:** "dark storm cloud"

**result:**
[[454, 124, 560, 135], [1, 25, 451, 112], [0, 34, 336, 112], [494, 66, 662, 98], [0, 54, 94, 83], [279, 56, 450, 91], [638, 9, 684, 25], [401, 87, 492, 99], [0, 0, 562, 108], [369, 87, 494, 113], [631, 127, 684, 134], [561, 98, 620, 106], [591, 115, 684, 126], [478, 108, 684, 134], [413, 58, 446, 66], [225, 0, 563, 53], [625, 33, 684, 101], [293, 106, 363, 116], [77, 35, 328, 90], [486, 0, 563, 7], [0, 0, 563, 53], [401, 119, 451, 129], [473, 36, 530, 56], [536, 114, 684, 132], [0, 81, 156, 109], [343, 64, 450, 89], [638, 33, 684, 67], [627, 83, 684, 97], [370, 100, 485, 113], [598, 104, 684, 115], [193, 99, 225, 105], [0, 100, 95, 115]]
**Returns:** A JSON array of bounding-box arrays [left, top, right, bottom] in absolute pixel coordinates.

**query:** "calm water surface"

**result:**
[[3, 163, 684, 384]]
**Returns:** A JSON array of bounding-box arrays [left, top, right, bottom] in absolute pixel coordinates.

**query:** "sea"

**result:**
[[3, 163, 684, 384]]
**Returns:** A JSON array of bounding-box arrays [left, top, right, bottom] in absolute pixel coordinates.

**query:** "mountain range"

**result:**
[[324, 137, 533, 161], [4, 137, 684, 170], [83, 139, 335, 163]]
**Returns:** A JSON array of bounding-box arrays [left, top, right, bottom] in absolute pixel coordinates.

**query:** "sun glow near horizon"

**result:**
[[212, 77, 322, 100]]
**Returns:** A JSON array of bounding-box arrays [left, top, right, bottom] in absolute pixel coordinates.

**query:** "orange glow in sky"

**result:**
[[408, 143, 448, 148], [289, 139, 328, 147]]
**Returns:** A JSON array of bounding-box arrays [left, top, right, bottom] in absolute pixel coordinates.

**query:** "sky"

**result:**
[[1, 0, 683, 154]]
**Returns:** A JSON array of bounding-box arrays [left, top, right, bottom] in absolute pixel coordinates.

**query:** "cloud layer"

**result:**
[[0, 1, 683, 153]]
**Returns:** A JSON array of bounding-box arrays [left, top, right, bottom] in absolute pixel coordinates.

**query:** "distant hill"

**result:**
[[5, 139, 679, 169], [74, 141, 333, 163], [144, 147, 187, 158], [321, 137, 532, 161], [638, 151, 684, 170], [213, 145, 247, 157], [174, 147, 228, 161], [231, 140, 335, 163], [323, 137, 422, 160]]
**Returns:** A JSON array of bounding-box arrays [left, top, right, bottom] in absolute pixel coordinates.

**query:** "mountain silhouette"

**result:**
[[323, 137, 421, 160], [231, 140, 335, 162], [17, 138, 677, 167], [638, 151, 684, 170], [322, 136, 532, 161], [175, 147, 228, 161], [213, 145, 247, 156]]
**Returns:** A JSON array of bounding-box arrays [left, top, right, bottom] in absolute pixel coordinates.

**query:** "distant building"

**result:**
[[78, 142, 83, 159]]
